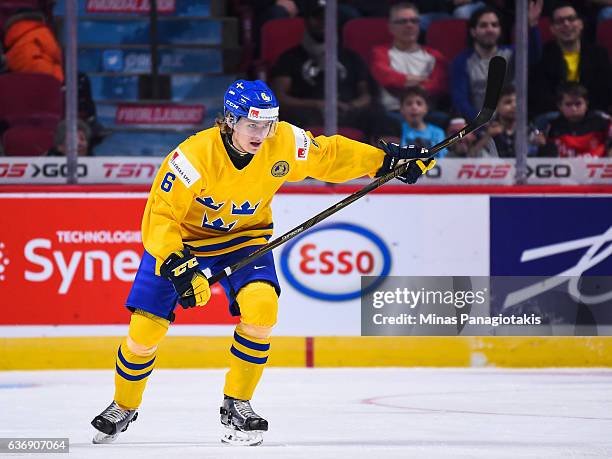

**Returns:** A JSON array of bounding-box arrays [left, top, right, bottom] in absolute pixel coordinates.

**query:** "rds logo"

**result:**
[[280, 223, 391, 301]]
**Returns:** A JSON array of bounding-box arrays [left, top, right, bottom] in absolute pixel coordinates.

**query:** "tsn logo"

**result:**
[[586, 163, 612, 179], [103, 163, 159, 178]]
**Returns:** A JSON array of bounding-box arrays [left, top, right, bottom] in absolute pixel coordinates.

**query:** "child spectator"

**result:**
[[2, 9, 64, 83], [399, 86, 447, 157], [477, 85, 545, 157], [444, 117, 491, 157], [539, 83, 612, 158]]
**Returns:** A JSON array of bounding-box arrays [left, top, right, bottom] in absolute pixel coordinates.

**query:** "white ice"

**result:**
[[1, 368, 611, 458]]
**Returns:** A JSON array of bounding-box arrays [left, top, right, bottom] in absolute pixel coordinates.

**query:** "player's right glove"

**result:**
[[376, 140, 436, 184], [160, 249, 211, 308]]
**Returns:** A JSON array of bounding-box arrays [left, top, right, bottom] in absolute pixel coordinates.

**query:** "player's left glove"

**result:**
[[376, 140, 436, 184], [160, 249, 211, 308]]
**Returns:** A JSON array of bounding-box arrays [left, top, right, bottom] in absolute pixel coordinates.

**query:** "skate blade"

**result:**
[[221, 427, 263, 446], [92, 431, 119, 444]]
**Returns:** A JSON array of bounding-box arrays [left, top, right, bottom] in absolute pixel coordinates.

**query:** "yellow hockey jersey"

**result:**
[[142, 121, 385, 272]]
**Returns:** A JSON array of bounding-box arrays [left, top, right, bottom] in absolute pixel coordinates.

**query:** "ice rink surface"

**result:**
[[1, 368, 611, 459]]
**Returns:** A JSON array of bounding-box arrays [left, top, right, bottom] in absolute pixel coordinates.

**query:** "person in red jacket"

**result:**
[[370, 2, 447, 114], [3, 9, 64, 83]]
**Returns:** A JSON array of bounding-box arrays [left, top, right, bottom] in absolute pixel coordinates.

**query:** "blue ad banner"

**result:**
[[490, 197, 612, 328]]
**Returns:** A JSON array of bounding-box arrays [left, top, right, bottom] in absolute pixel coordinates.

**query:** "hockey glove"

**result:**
[[160, 249, 211, 308], [376, 140, 436, 184]]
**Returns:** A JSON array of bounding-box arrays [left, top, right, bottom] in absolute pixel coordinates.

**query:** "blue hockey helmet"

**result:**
[[224, 80, 279, 122]]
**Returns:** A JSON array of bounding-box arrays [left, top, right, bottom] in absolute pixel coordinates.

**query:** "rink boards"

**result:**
[[0, 187, 611, 368]]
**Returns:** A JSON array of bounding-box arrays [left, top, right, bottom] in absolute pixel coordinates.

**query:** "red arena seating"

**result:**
[[426, 19, 468, 61], [2, 126, 55, 156], [343, 18, 392, 62], [0, 73, 64, 128], [597, 19, 612, 60], [260, 17, 305, 68]]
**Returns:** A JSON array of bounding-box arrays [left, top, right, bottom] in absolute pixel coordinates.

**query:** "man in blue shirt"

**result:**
[[451, 4, 542, 119]]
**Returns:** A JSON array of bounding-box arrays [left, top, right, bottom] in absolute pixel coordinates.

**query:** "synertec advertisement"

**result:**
[[0, 192, 610, 336]]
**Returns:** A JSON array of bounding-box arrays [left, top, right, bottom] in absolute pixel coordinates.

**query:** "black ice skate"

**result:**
[[220, 396, 268, 446], [91, 401, 138, 444]]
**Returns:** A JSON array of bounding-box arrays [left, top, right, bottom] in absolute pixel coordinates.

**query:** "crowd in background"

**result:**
[[257, 0, 612, 158], [0, 0, 610, 158]]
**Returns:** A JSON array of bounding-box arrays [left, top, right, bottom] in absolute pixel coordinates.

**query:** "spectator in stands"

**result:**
[[370, 2, 448, 114], [451, 2, 542, 120], [251, 0, 360, 56], [474, 84, 544, 157], [2, 9, 64, 83], [444, 117, 490, 157], [77, 72, 106, 148], [539, 83, 612, 157], [532, 2, 611, 115], [399, 86, 448, 157], [47, 120, 92, 157], [270, 2, 380, 139]]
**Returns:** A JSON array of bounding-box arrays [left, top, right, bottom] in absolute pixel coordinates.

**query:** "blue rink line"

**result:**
[[0, 384, 40, 389]]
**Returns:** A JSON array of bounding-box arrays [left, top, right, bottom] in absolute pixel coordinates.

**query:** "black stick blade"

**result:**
[[476, 55, 507, 124]]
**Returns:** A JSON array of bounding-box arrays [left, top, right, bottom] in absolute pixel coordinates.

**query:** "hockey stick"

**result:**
[[207, 56, 507, 286]]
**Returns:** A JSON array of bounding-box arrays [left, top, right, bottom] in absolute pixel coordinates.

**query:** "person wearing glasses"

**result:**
[[370, 2, 448, 115], [532, 2, 611, 115]]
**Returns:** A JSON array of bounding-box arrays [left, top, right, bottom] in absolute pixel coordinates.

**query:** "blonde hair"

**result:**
[[215, 114, 233, 134]]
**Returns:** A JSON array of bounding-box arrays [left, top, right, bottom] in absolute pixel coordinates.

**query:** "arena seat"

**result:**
[[2, 125, 55, 156], [0, 73, 64, 128], [343, 18, 391, 62], [597, 19, 612, 60], [260, 17, 305, 67], [426, 19, 468, 61]]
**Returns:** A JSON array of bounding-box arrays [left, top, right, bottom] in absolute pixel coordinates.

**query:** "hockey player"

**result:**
[[90, 80, 435, 446]]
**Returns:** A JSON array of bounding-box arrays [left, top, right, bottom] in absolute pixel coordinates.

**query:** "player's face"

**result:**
[[471, 13, 501, 49], [389, 8, 420, 43], [400, 95, 428, 123], [551, 7, 583, 44], [232, 117, 276, 154], [559, 95, 587, 123]]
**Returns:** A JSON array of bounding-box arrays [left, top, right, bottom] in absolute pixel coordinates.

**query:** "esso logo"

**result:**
[[280, 223, 391, 301]]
